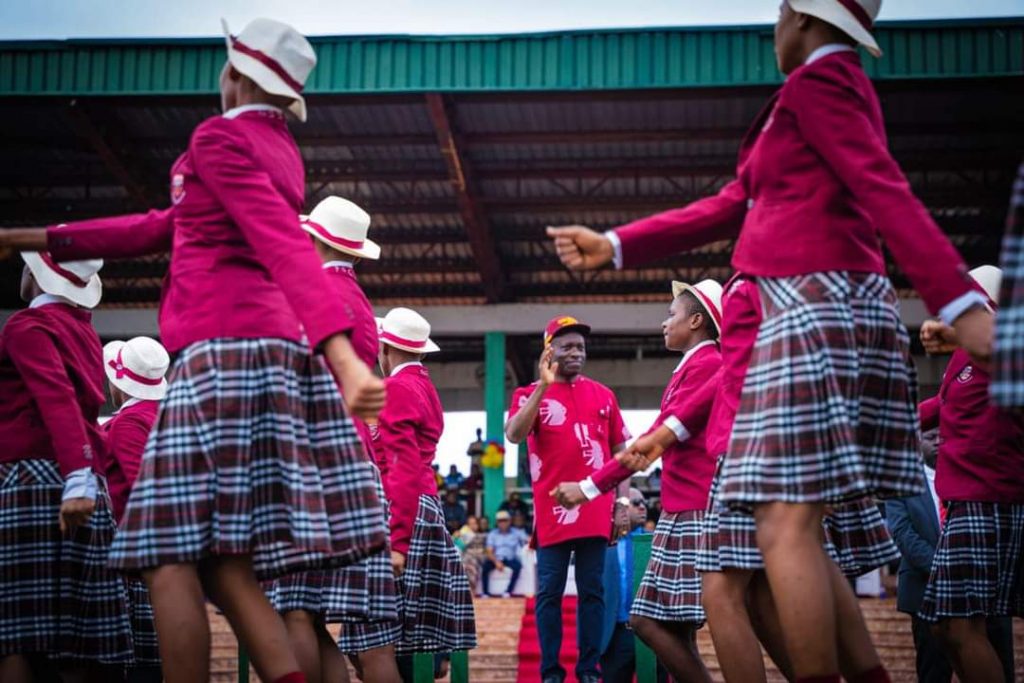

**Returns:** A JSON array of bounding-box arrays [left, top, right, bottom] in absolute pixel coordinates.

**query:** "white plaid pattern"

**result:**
[[723, 272, 924, 505], [631, 511, 705, 624], [918, 500, 1024, 621], [992, 161, 1024, 406], [109, 338, 388, 581], [394, 495, 477, 654]]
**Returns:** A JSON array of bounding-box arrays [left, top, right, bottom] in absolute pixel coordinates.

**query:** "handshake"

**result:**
[[549, 429, 668, 508]]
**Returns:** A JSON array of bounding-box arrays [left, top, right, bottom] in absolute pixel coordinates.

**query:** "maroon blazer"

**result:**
[[100, 399, 159, 523], [615, 51, 972, 314], [46, 109, 353, 352], [0, 303, 107, 476], [372, 364, 444, 554], [919, 349, 1024, 504], [590, 342, 721, 512]]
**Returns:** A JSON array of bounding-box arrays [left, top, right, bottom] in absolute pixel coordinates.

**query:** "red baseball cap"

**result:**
[[543, 316, 591, 346]]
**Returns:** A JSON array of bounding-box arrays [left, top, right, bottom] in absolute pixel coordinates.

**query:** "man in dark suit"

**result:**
[[599, 488, 668, 683], [884, 429, 1015, 682]]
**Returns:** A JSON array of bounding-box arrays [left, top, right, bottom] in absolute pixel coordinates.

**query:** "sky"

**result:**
[[0, 0, 1020, 40]]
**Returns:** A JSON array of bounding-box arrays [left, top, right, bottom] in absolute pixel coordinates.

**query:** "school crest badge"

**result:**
[[171, 173, 186, 204], [956, 365, 973, 384]]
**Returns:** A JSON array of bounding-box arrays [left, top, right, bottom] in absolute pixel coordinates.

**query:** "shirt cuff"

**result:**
[[62, 467, 98, 502], [606, 230, 624, 270], [938, 290, 988, 325], [663, 416, 691, 443], [579, 477, 602, 501]]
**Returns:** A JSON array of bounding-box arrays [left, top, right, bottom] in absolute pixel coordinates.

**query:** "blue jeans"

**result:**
[[535, 536, 606, 681], [482, 557, 523, 595]]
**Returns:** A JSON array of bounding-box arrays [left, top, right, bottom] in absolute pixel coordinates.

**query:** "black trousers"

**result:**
[[910, 614, 1016, 683]]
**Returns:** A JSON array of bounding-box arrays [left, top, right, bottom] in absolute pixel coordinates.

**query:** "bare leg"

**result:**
[[828, 561, 882, 678], [200, 555, 301, 682], [283, 610, 324, 683], [932, 617, 1005, 683], [314, 622, 351, 683], [354, 645, 402, 683], [629, 615, 712, 682], [747, 571, 794, 680], [143, 563, 210, 683], [702, 569, 768, 683], [0, 655, 33, 683], [754, 502, 838, 678]]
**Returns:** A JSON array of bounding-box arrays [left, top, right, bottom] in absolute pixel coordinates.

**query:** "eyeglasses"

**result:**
[[629, 498, 647, 507]]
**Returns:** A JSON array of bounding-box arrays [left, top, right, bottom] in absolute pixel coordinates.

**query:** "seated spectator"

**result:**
[[432, 463, 445, 489], [457, 516, 488, 594], [445, 464, 466, 490], [498, 490, 529, 519], [511, 510, 529, 532], [647, 467, 662, 490], [482, 511, 528, 597], [442, 488, 468, 533], [478, 516, 490, 533]]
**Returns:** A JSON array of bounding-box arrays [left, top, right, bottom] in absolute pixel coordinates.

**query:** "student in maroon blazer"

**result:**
[[0, 19, 387, 683], [552, 279, 723, 683], [373, 308, 477, 666], [918, 265, 1024, 683], [0, 255, 135, 677], [264, 196, 403, 683], [547, 3, 994, 681], [101, 335, 169, 681], [100, 337, 169, 524]]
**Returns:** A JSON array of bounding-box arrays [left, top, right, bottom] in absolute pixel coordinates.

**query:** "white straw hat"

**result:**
[[103, 337, 170, 401], [788, 0, 883, 57], [301, 196, 380, 260], [21, 251, 103, 309], [221, 17, 316, 122], [377, 308, 441, 354], [671, 279, 724, 336], [968, 265, 1002, 308]]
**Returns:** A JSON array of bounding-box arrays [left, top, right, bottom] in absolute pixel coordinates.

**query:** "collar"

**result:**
[[673, 339, 717, 373], [29, 293, 74, 309], [390, 361, 423, 377], [805, 43, 856, 66], [323, 260, 354, 270], [113, 397, 145, 415], [222, 103, 284, 120]]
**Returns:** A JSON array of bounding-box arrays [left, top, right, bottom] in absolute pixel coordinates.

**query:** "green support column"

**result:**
[[483, 331, 506, 523], [632, 534, 658, 682], [237, 644, 250, 683]]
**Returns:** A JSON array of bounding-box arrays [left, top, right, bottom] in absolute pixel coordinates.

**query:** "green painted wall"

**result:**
[[1, 19, 1020, 96]]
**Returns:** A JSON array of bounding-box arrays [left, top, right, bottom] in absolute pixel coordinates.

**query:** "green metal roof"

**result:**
[[0, 18, 1021, 96]]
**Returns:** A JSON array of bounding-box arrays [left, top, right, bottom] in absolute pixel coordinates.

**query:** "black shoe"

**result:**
[[541, 677, 563, 683], [579, 676, 602, 683]]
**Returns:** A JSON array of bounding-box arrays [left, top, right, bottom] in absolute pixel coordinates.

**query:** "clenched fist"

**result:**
[[546, 226, 614, 271]]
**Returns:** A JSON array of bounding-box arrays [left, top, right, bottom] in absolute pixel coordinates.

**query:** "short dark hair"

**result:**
[[677, 291, 719, 341]]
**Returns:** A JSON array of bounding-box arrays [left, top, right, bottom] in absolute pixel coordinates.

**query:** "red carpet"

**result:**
[[516, 596, 582, 683]]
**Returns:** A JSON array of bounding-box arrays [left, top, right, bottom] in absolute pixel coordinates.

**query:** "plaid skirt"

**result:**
[[918, 501, 1024, 621], [125, 578, 160, 665], [0, 460, 133, 662], [822, 499, 900, 578], [266, 466, 399, 626], [723, 272, 924, 506], [631, 511, 705, 624], [337, 619, 403, 654], [394, 495, 477, 654], [992, 161, 1024, 407], [697, 457, 892, 578], [109, 338, 388, 581]]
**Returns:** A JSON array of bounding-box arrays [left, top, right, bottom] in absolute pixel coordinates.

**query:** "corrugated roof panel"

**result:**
[[1, 20, 1019, 96]]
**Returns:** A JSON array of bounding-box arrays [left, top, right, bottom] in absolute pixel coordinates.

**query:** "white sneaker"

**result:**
[[501, 592, 512, 598]]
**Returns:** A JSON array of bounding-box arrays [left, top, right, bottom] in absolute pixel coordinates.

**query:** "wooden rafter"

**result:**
[[424, 93, 507, 303]]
